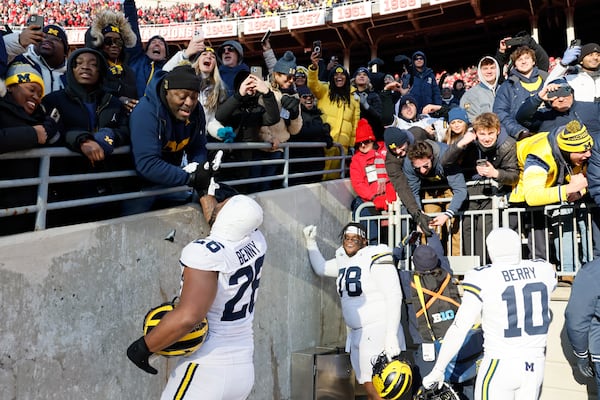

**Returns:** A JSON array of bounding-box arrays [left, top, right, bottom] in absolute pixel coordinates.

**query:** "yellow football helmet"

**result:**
[[371, 353, 412, 400], [143, 297, 208, 357]]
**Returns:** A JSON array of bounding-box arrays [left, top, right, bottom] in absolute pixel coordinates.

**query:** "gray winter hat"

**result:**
[[273, 51, 297, 75], [217, 40, 244, 64]]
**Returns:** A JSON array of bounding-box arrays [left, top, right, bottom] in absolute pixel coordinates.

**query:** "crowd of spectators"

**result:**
[[0, 0, 327, 27]]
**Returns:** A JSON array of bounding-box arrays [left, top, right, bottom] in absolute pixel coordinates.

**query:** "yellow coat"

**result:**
[[307, 65, 360, 179], [509, 132, 585, 205]]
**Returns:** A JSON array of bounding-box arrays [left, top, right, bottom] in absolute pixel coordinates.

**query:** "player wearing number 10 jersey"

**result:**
[[423, 228, 556, 400], [128, 194, 267, 400], [303, 222, 405, 400]]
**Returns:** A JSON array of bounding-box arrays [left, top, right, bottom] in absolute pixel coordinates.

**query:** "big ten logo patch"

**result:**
[[431, 309, 455, 323]]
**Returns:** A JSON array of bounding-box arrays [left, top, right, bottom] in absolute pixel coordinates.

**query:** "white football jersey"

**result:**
[[178, 229, 267, 362], [462, 259, 557, 358], [335, 244, 396, 329]]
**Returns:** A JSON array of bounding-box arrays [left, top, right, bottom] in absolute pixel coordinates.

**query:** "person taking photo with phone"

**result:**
[[308, 48, 360, 180], [10, 22, 69, 94], [441, 112, 518, 261]]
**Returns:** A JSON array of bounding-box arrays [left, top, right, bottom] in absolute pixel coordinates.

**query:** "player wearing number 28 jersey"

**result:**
[[423, 228, 556, 400], [127, 194, 267, 400], [303, 222, 405, 400]]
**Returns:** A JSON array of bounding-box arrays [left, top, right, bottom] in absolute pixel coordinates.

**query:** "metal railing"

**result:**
[[354, 180, 594, 277], [0, 141, 350, 231]]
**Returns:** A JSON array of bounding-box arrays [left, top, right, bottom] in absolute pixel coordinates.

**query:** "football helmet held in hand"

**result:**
[[371, 352, 412, 400], [143, 297, 208, 357], [414, 382, 461, 400]]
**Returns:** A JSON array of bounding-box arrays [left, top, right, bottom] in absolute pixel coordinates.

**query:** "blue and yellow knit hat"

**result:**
[[6, 62, 44, 96]]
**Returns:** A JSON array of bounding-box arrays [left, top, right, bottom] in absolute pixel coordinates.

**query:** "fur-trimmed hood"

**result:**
[[86, 9, 136, 50]]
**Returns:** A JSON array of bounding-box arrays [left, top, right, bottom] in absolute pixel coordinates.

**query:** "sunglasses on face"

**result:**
[[414, 56, 424, 61], [103, 37, 124, 47], [357, 140, 373, 147], [300, 94, 313, 99], [222, 46, 236, 53]]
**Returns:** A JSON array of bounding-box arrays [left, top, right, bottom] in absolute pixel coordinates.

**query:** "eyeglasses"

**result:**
[[222, 46, 236, 53], [414, 56, 424, 61], [357, 140, 373, 147], [103, 37, 124, 47]]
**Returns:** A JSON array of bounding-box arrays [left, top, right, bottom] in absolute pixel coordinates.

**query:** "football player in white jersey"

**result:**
[[127, 193, 267, 400], [422, 228, 557, 399], [303, 222, 405, 400]]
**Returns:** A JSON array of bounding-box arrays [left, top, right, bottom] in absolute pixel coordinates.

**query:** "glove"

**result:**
[[43, 117, 60, 145], [561, 46, 581, 66], [93, 128, 116, 156], [422, 367, 445, 390], [303, 225, 318, 250], [384, 338, 400, 361], [127, 336, 158, 375], [410, 209, 434, 237], [358, 91, 369, 109], [186, 150, 224, 196], [373, 195, 387, 211], [577, 356, 594, 378], [217, 126, 236, 143], [324, 134, 334, 149], [516, 129, 532, 141], [280, 95, 300, 120]]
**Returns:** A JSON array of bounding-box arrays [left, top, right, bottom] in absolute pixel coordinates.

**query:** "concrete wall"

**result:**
[[0, 181, 354, 400], [0, 180, 596, 399]]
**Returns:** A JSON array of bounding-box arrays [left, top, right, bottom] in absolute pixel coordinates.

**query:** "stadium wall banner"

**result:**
[[332, 2, 372, 23], [243, 17, 281, 35], [60, 0, 461, 45], [286, 10, 326, 30], [378, 0, 420, 15]]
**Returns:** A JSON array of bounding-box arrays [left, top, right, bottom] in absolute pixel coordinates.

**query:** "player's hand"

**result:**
[[303, 225, 318, 249], [577, 356, 594, 378], [384, 338, 401, 361], [186, 150, 223, 196], [422, 367, 445, 390], [127, 337, 158, 375]]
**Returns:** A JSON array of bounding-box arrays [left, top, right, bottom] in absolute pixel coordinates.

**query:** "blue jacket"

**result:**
[[124, 0, 166, 98], [402, 53, 441, 113], [493, 67, 547, 138], [565, 259, 600, 363], [129, 70, 207, 186], [219, 63, 250, 97], [403, 140, 468, 215]]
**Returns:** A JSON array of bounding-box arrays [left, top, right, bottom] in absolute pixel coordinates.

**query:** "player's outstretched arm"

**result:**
[[422, 295, 481, 389], [302, 225, 337, 277]]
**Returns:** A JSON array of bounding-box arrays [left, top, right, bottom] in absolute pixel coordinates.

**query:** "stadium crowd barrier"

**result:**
[[355, 182, 593, 278], [0, 141, 347, 230]]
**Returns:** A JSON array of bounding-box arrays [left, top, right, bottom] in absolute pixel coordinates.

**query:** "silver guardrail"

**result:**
[[354, 180, 594, 277], [0, 141, 350, 231]]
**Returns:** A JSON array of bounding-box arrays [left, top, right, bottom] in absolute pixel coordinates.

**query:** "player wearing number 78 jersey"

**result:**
[[127, 194, 267, 400], [303, 222, 406, 400], [422, 228, 556, 399]]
